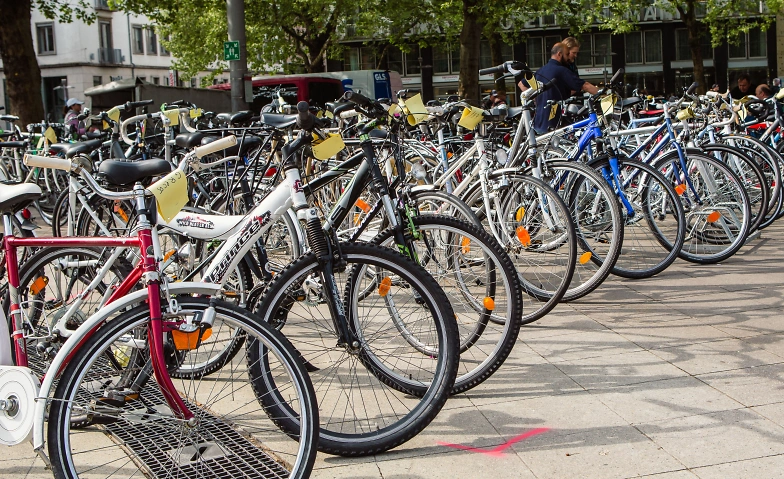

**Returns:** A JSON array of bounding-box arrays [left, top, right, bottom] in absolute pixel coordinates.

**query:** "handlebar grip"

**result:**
[[686, 82, 699, 95], [296, 101, 316, 130], [194, 135, 238, 159], [24, 154, 72, 171], [609, 68, 625, 84], [169, 100, 191, 107], [126, 99, 154, 110], [339, 110, 359, 120], [343, 91, 373, 108], [479, 65, 505, 76]]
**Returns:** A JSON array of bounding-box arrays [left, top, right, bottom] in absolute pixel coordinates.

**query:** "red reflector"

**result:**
[[264, 167, 277, 177], [463, 133, 474, 141], [21, 208, 31, 220]]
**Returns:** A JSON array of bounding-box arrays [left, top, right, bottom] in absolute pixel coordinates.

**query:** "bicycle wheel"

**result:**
[[47, 297, 318, 479], [588, 157, 686, 279], [651, 150, 751, 264], [4, 247, 131, 375], [408, 188, 483, 226], [530, 160, 624, 301], [371, 215, 523, 393], [462, 172, 577, 320], [249, 243, 459, 456], [725, 134, 783, 228]]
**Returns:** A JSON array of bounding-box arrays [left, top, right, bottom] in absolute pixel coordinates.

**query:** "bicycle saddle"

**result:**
[[0, 182, 41, 213], [64, 139, 104, 159], [506, 106, 523, 118], [260, 113, 297, 129], [98, 158, 172, 186], [621, 97, 643, 109], [175, 132, 204, 148], [216, 110, 254, 125], [325, 101, 353, 116], [0, 141, 27, 149]]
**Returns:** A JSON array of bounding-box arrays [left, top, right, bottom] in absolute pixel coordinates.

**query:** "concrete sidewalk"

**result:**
[[6, 224, 784, 478]]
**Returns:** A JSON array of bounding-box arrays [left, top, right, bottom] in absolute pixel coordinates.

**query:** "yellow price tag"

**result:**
[[312, 133, 345, 160], [600, 94, 617, 116], [549, 104, 558, 121], [107, 106, 121, 123], [150, 169, 188, 222], [189, 108, 203, 119], [163, 109, 180, 126], [458, 106, 484, 130], [402, 94, 429, 126], [44, 127, 57, 144]]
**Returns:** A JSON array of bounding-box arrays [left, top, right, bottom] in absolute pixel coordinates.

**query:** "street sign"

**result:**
[[223, 41, 240, 61]]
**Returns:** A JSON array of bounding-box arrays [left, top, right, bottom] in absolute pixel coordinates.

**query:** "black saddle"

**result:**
[[175, 132, 204, 148], [216, 110, 254, 125], [0, 141, 27, 149], [260, 113, 297, 129], [98, 159, 172, 186], [325, 101, 353, 116], [506, 106, 523, 118], [621, 97, 643, 109], [64, 139, 104, 159]]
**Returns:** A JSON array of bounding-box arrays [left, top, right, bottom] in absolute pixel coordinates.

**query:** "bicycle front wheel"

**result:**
[[249, 242, 459, 456], [47, 297, 318, 479]]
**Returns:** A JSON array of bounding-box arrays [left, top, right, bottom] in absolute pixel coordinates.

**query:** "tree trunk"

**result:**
[[488, 31, 506, 95], [679, 1, 705, 94], [458, 0, 481, 103], [0, 0, 45, 125]]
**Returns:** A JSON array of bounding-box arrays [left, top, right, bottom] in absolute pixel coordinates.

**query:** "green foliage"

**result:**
[[34, 0, 96, 24]]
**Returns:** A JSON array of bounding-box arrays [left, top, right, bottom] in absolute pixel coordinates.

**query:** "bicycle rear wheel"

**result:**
[[47, 297, 318, 479]]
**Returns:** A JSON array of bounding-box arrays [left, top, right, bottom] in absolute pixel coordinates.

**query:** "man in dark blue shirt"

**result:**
[[521, 43, 599, 133]]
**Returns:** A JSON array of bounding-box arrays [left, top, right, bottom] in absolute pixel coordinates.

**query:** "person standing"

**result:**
[[63, 98, 86, 136], [755, 84, 772, 100], [730, 73, 755, 99], [562, 37, 581, 76], [520, 43, 599, 134]]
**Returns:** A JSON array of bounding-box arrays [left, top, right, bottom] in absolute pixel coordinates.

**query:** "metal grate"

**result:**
[[94, 383, 291, 478]]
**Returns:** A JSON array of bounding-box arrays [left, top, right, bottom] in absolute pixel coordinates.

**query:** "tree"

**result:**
[[0, 0, 94, 125], [657, 0, 784, 93]]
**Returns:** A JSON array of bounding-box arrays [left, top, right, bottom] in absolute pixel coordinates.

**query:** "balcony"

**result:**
[[98, 48, 123, 64], [95, 0, 111, 10]]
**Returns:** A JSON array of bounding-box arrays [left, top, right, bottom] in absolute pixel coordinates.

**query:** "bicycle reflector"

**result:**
[[516, 226, 531, 246], [579, 252, 592, 264], [378, 276, 392, 297], [707, 211, 721, 223]]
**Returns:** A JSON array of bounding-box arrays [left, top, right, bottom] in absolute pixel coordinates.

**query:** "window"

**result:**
[[160, 35, 170, 56], [625, 31, 661, 64], [593, 33, 612, 64], [151, 76, 160, 85], [387, 47, 403, 75], [36, 23, 55, 55], [544, 36, 560, 52], [146, 27, 157, 55], [190, 78, 198, 88], [132, 25, 144, 54], [730, 28, 767, 59], [433, 46, 450, 74], [450, 45, 460, 73], [164, 76, 170, 86], [576, 36, 593, 68], [99, 21, 112, 50], [93, 76, 102, 86], [344, 46, 378, 71], [404, 45, 421, 76], [675, 29, 713, 61], [479, 41, 513, 72], [526, 37, 544, 69]]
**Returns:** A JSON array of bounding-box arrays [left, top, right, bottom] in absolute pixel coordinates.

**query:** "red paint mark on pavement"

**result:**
[[437, 428, 550, 457]]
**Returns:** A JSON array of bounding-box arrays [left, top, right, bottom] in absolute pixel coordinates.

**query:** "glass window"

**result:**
[[728, 34, 746, 59], [625, 32, 642, 64], [404, 45, 420, 76], [164, 76, 170, 86], [544, 35, 560, 53], [433, 46, 450, 74], [450, 46, 460, 73], [99, 21, 112, 50], [151, 76, 160, 85], [749, 28, 766, 57], [526, 37, 544, 69], [36, 23, 55, 55], [576, 36, 592, 67], [93, 76, 102, 86], [160, 35, 170, 56], [479, 41, 492, 70], [190, 78, 197, 88], [344, 48, 360, 71], [132, 26, 144, 54], [146, 27, 157, 55], [594, 33, 612, 65], [644, 31, 662, 63], [387, 46, 403, 75], [675, 29, 689, 61]]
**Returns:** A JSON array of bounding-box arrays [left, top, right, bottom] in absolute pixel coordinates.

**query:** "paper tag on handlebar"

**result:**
[[600, 94, 617, 116], [312, 133, 345, 160], [107, 107, 121, 123], [150, 169, 188, 222], [524, 73, 541, 91], [458, 106, 484, 130], [44, 127, 57, 144], [403, 94, 429, 125], [189, 108, 203, 119], [388, 103, 401, 118], [676, 107, 694, 121], [163, 109, 180, 126], [548, 104, 558, 121]]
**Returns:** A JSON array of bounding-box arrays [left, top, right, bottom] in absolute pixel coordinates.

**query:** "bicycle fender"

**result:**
[[32, 282, 222, 452]]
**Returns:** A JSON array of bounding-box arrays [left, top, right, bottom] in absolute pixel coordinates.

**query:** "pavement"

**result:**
[[6, 222, 784, 478]]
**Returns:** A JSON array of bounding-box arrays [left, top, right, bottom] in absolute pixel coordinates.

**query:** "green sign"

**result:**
[[223, 41, 240, 61]]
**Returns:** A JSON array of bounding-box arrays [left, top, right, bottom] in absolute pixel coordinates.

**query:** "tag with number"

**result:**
[[549, 103, 558, 121], [600, 94, 617, 117], [107, 106, 121, 123], [150, 169, 188, 222], [312, 133, 345, 160], [163, 109, 180, 126], [458, 106, 484, 130], [404, 94, 429, 126], [189, 108, 203, 119], [44, 127, 57, 144]]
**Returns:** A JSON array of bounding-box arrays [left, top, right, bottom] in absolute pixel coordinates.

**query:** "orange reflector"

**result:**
[[483, 297, 495, 311], [30, 276, 48, 296], [516, 226, 531, 246], [200, 328, 212, 341], [674, 184, 686, 195], [579, 252, 592, 264], [378, 276, 392, 296], [172, 329, 205, 350], [515, 206, 526, 222], [355, 198, 371, 213], [114, 201, 129, 222], [461, 237, 471, 254], [706, 211, 721, 223], [447, 151, 453, 159], [163, 249, 177, 261]]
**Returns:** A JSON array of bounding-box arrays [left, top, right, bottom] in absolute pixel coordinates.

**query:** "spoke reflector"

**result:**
[[579, 251, 592, 264], [483, 297, 495, 311], [707, 211, 721, 223], [378, 276, 392, 296], [461, 237, 471, 254], [516, 226, 531, 246], [355, 198, 371, 213], [674, 184, 687, 195], [515, 206, 526, 222], [30, 276, 48, 295]]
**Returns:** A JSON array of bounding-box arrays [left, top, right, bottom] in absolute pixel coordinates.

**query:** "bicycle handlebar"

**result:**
[[479, 61, 528, 77], [194, 135, 237, 158], [609, 68, 625, 85], [124, 99, 154, 110], [296, 101, 317, 130], [24, 154, 72, 171]]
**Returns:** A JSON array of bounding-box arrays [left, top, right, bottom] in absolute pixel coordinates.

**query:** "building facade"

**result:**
[[337, 8, 779, 104], [0, 2, 229, 121]]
